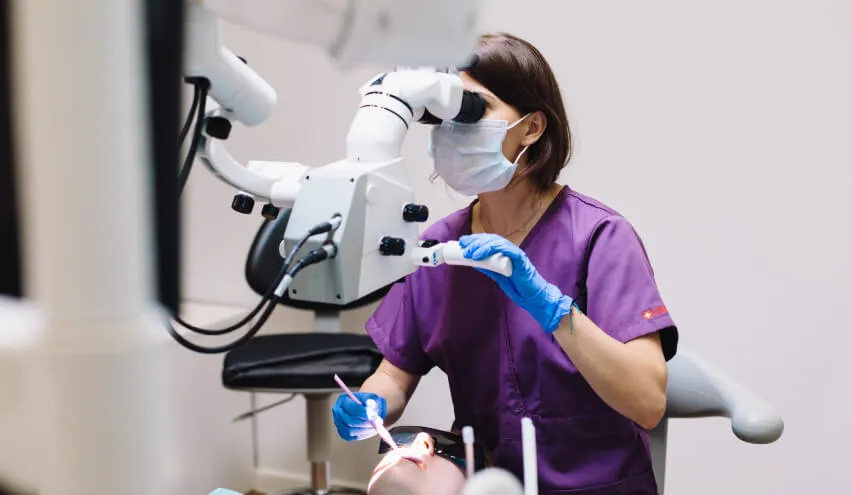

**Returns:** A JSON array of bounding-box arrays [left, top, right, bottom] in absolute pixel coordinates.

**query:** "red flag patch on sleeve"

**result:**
[[641, 305, 668, 320]]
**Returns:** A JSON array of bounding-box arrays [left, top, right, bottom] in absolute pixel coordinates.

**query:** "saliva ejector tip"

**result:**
[[462, 426, 474, 444]]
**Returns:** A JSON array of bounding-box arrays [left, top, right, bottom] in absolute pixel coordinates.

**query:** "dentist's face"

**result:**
[[459, 72, 532, 166]]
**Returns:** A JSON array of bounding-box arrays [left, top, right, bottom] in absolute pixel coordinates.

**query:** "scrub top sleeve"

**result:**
[[365, 276, 435, 376], [584, 216, 678, 360]]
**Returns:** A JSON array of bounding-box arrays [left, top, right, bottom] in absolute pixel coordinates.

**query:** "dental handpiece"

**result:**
[[333, 374, 399, 450], [410, 241, 513, 276]]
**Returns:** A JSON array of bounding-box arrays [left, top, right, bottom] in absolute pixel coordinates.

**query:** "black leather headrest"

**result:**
[[244, 209, 396, 311]]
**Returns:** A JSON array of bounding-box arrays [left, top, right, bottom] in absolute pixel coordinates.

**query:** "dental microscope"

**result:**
[[186, 2, 512, 310]]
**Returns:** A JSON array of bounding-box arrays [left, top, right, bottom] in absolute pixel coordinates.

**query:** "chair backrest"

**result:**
[[244, 208, 396, 312]]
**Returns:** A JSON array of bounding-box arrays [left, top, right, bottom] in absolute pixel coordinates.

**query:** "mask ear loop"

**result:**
[[507, 113, 531, 130], [513, 144, 530, 165], [508, 113, 532, 164]]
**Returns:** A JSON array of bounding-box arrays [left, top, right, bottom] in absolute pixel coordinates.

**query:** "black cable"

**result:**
[[171, 217, 339, 335], [172, 266, 280, 336], [179, 84, 200, 144], [167, 245, 335, 354], [166, 290, 277, 355], [172, 231, 310, 335], [178, 79, 209, 194]]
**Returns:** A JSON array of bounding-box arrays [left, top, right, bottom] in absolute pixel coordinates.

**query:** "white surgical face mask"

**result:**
[[427, 115, 530, 196]]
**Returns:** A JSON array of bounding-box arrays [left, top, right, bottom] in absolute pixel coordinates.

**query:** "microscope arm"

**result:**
[[195, 107, 306, 209], [665, 349, 784, 444], [197, 126, 272, 198]]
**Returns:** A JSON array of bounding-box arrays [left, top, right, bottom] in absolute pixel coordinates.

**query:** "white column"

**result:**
[[12, 0, 180, 493]]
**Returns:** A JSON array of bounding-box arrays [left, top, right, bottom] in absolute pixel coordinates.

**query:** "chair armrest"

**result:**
[[665, 349, 784, 444]]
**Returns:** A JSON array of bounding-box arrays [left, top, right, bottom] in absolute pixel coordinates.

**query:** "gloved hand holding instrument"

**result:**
[[459, 233, 580, 334], [332, 375, 432, 466], [332, 374, 396, 446]]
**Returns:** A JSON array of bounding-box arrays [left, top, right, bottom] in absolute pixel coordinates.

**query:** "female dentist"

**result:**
[[332, 32, 679, 494]]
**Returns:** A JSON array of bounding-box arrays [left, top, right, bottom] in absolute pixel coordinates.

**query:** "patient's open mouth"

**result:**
[[399, 454, 427, 470], [368, 451, 428, 491]]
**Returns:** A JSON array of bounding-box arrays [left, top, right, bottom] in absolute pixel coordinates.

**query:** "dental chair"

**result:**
[[221, 209, 387, 495], [649, 349, 784, 494]]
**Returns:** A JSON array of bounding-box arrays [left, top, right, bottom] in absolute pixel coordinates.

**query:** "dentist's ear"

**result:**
[[520, 111, 547, 147]]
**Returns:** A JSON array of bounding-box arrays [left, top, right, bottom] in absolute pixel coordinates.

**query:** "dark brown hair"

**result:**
[[468, 33, 572, 190]]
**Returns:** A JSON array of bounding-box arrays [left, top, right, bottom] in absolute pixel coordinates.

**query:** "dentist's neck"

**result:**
[[475, 177, 546, 238]]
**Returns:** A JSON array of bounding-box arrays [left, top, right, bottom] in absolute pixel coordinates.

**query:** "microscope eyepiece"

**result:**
[[453, 90, 486, 123], [417, 90, 486, 125]]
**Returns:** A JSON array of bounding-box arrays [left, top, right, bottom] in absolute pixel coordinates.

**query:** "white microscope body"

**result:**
[[197, 66, 511, 305], [189, 2, 510, 305]]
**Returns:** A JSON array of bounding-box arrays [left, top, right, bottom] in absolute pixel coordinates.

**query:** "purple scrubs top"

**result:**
[[366, 187, 678, 494]]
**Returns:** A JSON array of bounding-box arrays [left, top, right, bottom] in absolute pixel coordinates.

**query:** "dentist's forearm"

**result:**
[[359, 359, 421, 425], [553, 309, 668, 430]]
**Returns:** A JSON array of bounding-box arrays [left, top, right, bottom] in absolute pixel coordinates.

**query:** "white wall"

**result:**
[[183, 1, 852, 493]]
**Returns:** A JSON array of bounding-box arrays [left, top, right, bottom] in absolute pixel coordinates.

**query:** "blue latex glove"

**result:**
[[459, 233, 575, 334], [332, 392, 387, 441]]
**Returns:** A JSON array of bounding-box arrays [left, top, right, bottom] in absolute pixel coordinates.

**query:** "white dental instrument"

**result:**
[[462, 425, 475, 478], [333, 373, 399, 450], [410, 241, 513, 276], [521, 417, 538, 495]]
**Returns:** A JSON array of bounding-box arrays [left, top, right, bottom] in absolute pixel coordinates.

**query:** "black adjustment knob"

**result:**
[[403, 203, 429, 223], [421, 239, 440, 248], [231, 194, 254, 214], [261, 204, 280, 219], [205, 116, 232, 140], [379, 237, 406, 256]]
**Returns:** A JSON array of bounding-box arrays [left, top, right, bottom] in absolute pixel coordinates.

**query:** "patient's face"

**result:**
[[367, 432, 467, 495]]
